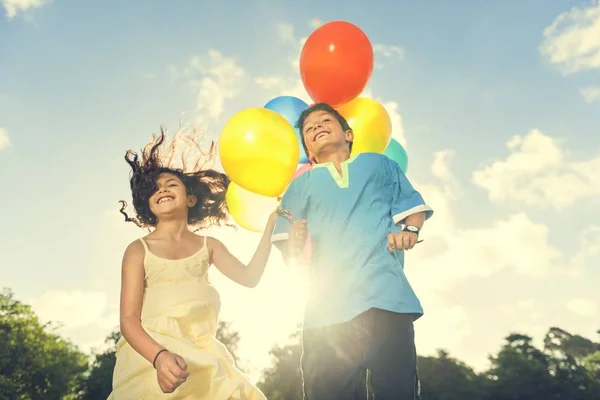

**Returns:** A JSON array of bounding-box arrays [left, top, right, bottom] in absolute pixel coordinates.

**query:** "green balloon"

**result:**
[[383, 139, 408, 174]]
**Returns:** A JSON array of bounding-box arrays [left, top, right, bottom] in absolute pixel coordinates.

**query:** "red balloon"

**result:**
[[300, 21, 374, 107]]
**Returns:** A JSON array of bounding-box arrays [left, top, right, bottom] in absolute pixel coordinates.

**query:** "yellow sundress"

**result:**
[[108, 237, 266, 400]]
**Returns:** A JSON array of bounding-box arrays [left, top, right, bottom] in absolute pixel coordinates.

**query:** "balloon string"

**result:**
[[275, 196, 295, 223], [275, 207, 294, 223]]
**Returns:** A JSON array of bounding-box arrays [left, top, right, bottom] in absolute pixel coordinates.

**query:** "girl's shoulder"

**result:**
[[124, 237, 146, 254], [120, 238, 146, 269], [203, 235, 218, 250], [203, 235, 230, 256]]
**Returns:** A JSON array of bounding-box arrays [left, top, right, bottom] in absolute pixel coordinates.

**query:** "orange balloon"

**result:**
[[336, 97, 392, 155], [300, 21, 374, 107]]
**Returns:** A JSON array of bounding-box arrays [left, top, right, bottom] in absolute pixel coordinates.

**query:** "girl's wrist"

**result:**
[[152, 349, 169, 368]]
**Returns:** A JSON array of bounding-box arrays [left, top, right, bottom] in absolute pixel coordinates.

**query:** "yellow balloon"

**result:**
[[336, 97, 392, 156], [226, 182, 278, 232], [219, 108, 300, 197]]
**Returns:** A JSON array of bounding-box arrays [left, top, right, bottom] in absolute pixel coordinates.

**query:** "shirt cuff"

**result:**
[[392, 204, 434, 225], [271, 232, 289, 244]]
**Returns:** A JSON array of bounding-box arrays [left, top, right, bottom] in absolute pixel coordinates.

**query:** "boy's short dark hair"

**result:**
[[295, 103, 353, 160]]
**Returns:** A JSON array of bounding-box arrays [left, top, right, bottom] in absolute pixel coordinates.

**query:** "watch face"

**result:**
[[405, 225, 419, 232]]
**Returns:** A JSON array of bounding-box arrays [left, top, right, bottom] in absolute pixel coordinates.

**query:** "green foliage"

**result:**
[[2, 286, 599, 400], [257, 328, 600, 400], [418, 350, 486, 400], [78, 330, 120, 400], [216, 320, 241, 362], [0, 288, 88, 400], [258, 331, 303, 400]]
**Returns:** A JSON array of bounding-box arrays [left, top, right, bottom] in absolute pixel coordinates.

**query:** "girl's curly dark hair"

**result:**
[[119, 125, 231, 231]]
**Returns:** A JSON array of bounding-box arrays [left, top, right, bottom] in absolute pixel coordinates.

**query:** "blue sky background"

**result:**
[[1, 0, 599, 381]]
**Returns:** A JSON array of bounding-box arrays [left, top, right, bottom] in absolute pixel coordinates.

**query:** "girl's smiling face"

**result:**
[[148, 173, 196, 220]]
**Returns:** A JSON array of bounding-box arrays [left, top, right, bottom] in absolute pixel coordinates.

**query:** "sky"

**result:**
[[1, 0, 599, 383]]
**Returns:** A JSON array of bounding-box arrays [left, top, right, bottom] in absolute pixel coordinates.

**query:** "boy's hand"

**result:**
[[288, 220, 308, 255], [387, 231, 418, 252]]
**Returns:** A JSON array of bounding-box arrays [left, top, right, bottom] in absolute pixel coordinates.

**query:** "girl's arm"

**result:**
[[210, 213, 277, 288], [119, 241, 189, 393], [119, 241, 166, 363]]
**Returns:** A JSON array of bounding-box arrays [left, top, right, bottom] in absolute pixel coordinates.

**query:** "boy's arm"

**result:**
[[388, 160, 434, 226], [385, 159, 433, 251], [404, 211, 426, 230]]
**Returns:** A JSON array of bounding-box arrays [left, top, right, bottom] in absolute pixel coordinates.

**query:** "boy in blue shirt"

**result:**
[[272, 103, 433, 400]]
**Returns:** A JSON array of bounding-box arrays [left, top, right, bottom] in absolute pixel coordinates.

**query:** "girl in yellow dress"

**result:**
[[108, 127, 272, 399]]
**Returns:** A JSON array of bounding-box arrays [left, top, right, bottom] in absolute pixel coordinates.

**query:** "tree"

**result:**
[[79, 329, 120, 400], [258, 332, 303, 400], [80, 320, 241, 399], [543, 327, 600, 400], [583, 350, 600, 395], [256, 327, 600, 400], [417, 350, 485, 400], [482, 330, 600, 400], [216, 319, 241, 362], [0, 288, 88, 399], [484, 333, 556, 400]]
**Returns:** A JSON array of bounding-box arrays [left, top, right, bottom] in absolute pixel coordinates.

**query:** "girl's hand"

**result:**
[[265, 210, 279, 232], [154, 351, 190, 393]]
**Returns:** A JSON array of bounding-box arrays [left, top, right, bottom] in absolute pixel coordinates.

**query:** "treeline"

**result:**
[[2, 289, 599, 399]]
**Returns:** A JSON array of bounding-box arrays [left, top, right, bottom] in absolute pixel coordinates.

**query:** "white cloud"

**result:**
[[580, 85, 600, 102], [472, 129, 600, 209], [28, 290, 108, 329], [373, 44, 405, 61], [254, 76, 283, 90], [407, 155, 563, 301], [431, 149, 461, 199], [566, 298, 598, 317], [254, 76, 312, 105], [277, 22, 296, 44], [0, 128, 10, 151], [181, 50, 246, 121], [540, 0, 600, 74], [2, 0, 51, 19], [405, 152, 598, 369], [309, 18, 323, 29], [416, 302, 471, 356], [569, 225, 600, 275], [396, 154, 566, 366]]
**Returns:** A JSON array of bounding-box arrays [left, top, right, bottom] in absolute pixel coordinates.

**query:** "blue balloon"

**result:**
[[264, 96, 310, 164]]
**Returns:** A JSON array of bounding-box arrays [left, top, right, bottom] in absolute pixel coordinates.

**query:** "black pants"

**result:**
[[301, 308, 421, 400]]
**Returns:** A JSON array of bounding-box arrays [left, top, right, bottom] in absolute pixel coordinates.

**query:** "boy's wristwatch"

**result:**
[[403, 225, 420, 236]]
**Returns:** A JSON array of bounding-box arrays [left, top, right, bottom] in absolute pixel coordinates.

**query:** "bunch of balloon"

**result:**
[[219, 108, 300, 232], [299, 20, 393, 156]]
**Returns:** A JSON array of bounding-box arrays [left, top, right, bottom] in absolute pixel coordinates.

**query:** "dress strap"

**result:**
[[139, 238, 149, 253]]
